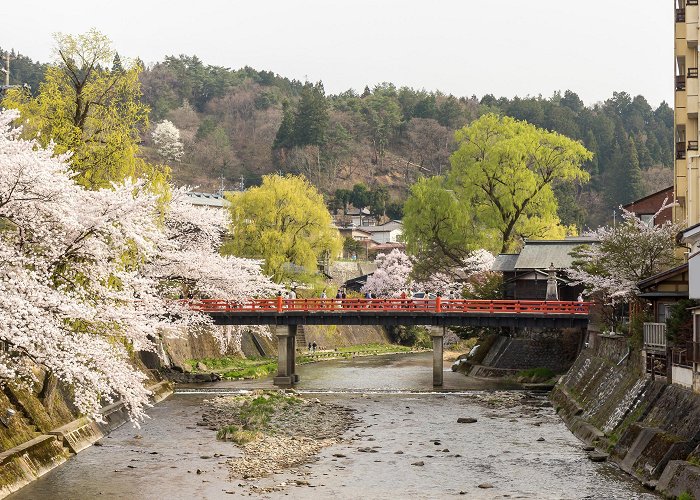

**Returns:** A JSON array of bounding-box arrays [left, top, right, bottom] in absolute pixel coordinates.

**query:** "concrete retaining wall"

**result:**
[[0, 435, 69, 498], [553, 334, 700, 497], [159, 327, 277, 371], [0, 381, 173, 499]]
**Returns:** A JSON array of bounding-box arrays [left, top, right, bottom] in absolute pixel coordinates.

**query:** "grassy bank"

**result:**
[[187, 343, 420, 380]]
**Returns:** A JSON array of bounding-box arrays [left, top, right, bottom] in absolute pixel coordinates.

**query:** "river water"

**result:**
[[11, 353, 658, 499]]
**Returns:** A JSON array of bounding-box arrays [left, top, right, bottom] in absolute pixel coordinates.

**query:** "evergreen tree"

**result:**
[[273, 101, 295, 149], [292, 82, 328, 147]]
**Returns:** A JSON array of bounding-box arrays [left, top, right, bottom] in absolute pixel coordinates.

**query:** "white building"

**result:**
[[359, 220, 403, 244]]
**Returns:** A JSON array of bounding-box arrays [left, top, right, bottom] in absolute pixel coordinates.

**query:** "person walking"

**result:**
[[312, 341, 317, 352]]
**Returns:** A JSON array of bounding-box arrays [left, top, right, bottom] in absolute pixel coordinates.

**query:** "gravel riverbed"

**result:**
[[200, 392, 357, 482]]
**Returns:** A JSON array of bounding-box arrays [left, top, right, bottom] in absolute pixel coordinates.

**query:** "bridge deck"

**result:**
[[189, 299, 590, 328]]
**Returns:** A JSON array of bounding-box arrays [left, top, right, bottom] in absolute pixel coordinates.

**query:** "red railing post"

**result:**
[[435, 296, 441, 312], [276, 294, 283, 313]]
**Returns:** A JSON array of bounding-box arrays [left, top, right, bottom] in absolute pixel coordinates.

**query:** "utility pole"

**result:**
[[3, 51, 13, 87]]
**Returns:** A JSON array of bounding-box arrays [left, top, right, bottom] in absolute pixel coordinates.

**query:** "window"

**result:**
[[640, 214, 654, 227]]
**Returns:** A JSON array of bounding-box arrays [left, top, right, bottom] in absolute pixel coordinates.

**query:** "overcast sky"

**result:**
[[1, 0, 672, 106]]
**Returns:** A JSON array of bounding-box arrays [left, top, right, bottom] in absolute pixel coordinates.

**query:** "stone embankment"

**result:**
[[0, 381, 173, 499], [457, 329, 583, 378], [552, 334, 700, 498]]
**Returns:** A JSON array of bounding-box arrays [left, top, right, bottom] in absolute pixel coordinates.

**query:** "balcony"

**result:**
[[690, 68, 699, 78], [677, 75, 687, 91], [690, 140, 700, 151], [643, 323, 667, 352], [690, 0, 699, 6], [678, 8, 687, 22], [677, 141, 688, 159]]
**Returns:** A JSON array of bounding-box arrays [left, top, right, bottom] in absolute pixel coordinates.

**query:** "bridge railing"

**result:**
[[183, 298, 591, 315]]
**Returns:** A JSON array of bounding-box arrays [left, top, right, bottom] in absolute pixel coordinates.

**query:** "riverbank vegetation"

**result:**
[[515, 367, 556, 384], [188, 343, 418, 380]]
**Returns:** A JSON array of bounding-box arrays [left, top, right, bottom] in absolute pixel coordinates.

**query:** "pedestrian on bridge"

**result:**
[[312, 341, 317, 352]]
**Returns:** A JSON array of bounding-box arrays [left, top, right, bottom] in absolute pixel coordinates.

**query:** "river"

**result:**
[[10, 353, 658, 499]]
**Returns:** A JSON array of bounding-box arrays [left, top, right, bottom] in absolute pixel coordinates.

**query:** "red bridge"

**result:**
[[189, 298, 590, 328], [188, 298, 590, 388]]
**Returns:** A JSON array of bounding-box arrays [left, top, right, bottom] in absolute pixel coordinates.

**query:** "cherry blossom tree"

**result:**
[[568, 202, 683, 303], [151, 119, 184, 162], [0, 109, 278, 423], [362, 248, 494, 298], [362, 249, 413, 297]]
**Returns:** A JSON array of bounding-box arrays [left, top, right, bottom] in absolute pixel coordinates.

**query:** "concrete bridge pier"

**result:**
[[273, 325, 298, 386], [431, 327, 445, 387]]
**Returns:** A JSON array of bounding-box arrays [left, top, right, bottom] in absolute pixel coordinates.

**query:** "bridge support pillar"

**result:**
[[431, 327, 444, 387], [273, 325, 298, 386]]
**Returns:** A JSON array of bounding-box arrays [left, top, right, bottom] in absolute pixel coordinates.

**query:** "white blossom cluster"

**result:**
[[362, 249, 414, 297], [362, 248, 494, 298], [0, 109, 278, 423], [151, 120, 184, 162], [567, 202, 682, 303]]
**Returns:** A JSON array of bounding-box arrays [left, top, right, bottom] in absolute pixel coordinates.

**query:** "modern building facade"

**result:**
[[675, 0, 700, 225]]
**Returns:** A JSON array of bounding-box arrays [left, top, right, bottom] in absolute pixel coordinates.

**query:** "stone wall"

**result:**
[[471, 328, 584, 375], [157, 326, 277, 371], [301, 325, 391, 350], [552, 334, 700, 498]]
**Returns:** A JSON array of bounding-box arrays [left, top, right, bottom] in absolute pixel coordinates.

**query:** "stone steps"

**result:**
[[296, 325, 307, 350]]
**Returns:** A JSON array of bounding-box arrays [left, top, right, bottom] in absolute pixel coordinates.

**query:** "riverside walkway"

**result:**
[[188, 298, 591, 387]]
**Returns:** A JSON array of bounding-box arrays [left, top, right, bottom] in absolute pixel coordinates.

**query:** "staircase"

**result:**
[[296, 325, 308, 351]]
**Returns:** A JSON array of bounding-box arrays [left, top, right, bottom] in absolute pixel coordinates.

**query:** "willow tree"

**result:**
[[403, 176, 496, 282], [2, 29, 167, 190], [450, 114, 591, 253], [225, 174, 342, 281], [403, 114, 591, 278]]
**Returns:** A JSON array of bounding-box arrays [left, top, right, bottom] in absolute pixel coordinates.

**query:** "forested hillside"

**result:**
[[2, 50, 674, 229]]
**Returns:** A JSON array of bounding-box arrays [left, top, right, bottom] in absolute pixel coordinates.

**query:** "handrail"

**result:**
[[182, 298, 592, 315]]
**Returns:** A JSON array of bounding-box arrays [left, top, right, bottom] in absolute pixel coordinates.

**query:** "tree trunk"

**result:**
[[39, 371, 58, 413]]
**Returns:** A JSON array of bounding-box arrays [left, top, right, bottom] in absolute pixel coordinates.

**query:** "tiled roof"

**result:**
[[185, 192, 227, 207], [361, 220, 403, 233], [492, 254, 519, 272], [514, 238, 597, 270]]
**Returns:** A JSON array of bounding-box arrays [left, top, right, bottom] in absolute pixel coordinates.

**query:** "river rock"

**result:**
[[588, 452, 608, 462], [477, 483, 494, 489], [196, 362, 208, 371], [457, 418, 478, 424], [582, 445, 595, 451], [411, 461, 425, 466], [536, 437, 545, 442]]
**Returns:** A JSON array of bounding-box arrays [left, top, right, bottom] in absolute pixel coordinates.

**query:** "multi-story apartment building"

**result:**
[[675, 0, 700, 225]]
